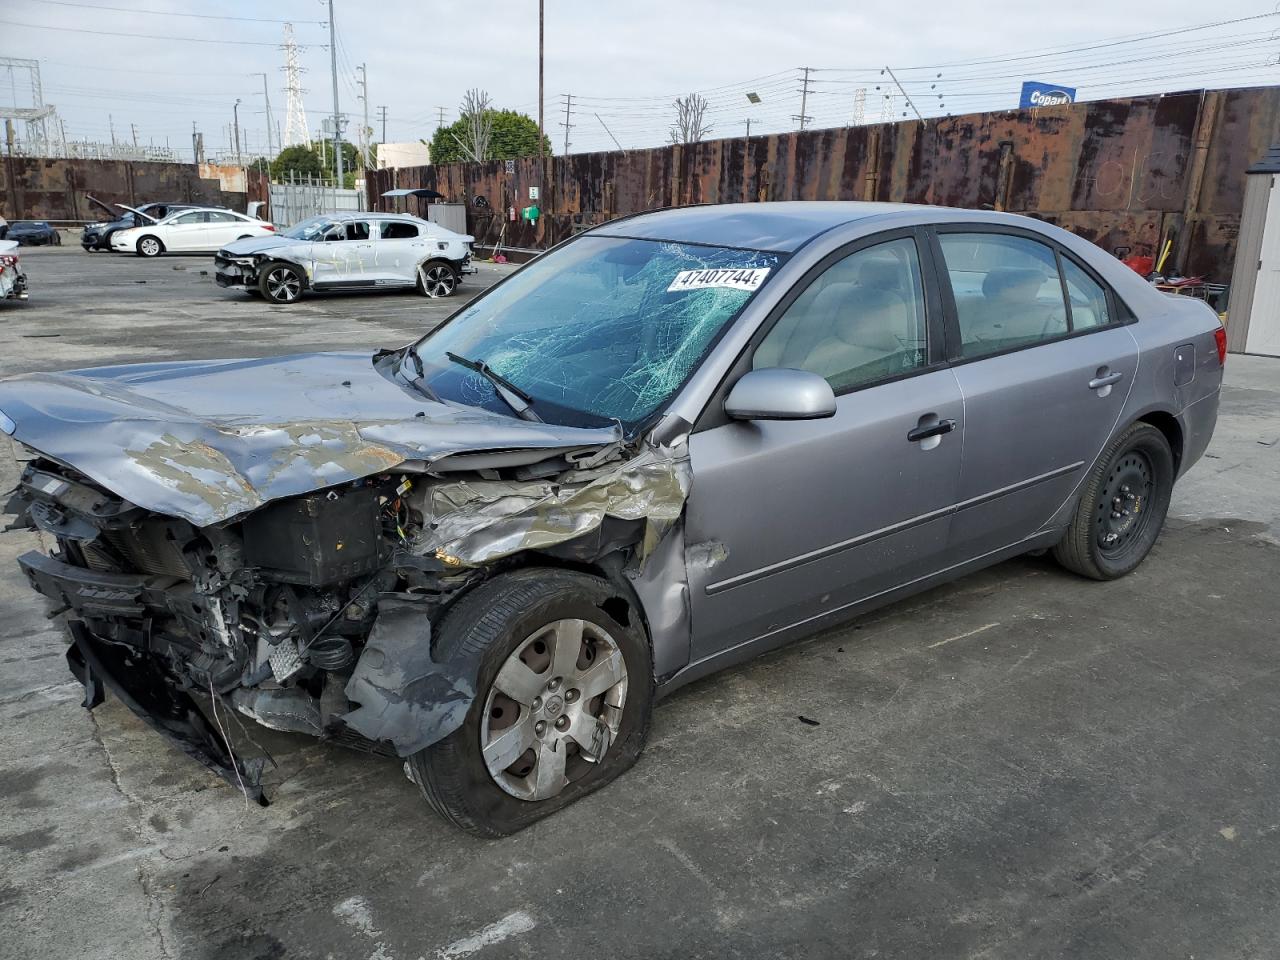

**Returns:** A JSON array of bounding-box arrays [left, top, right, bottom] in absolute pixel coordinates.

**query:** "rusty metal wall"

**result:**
[[0, 157, 255, 221], [369, 86, 1280, 284]]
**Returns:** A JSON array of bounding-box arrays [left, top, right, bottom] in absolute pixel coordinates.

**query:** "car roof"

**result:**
[[320, 211, 427, 222], [591, 201, 945, 252]]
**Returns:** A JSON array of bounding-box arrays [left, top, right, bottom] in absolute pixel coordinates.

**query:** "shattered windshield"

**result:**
[[281, 216, 333, 240], [411, 236, 783, 430]]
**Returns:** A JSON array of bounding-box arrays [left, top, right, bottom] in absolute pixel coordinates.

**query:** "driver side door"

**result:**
[[311, 220, 378, 286], [162, 211, 210, 251], [684, 232, 965, 662]]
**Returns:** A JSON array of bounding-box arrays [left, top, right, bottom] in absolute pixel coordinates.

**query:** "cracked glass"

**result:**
[[412, 236, 783, 431]]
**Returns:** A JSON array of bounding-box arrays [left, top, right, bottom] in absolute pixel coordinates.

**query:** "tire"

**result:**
[[408, 568, 653, 837], [417, 260, 458, 298], [136, 235, 163, 258], [257, 261, 305, 304], [1052, 422, 1175, 581]]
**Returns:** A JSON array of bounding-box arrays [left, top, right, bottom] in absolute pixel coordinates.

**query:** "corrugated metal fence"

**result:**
[[367, 86, 1280, 284]]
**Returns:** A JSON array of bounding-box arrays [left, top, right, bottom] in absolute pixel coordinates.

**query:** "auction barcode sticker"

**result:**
[[667, 267, 771, 293]]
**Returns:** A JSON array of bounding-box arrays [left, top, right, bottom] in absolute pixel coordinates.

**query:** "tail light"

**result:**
[[0, 255, 17, 268], [1214, 325, 1227, 366], [263, 224, 276, 232]]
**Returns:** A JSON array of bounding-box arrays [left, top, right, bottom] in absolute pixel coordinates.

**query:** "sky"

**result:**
[[3, 0, 1279, 162]]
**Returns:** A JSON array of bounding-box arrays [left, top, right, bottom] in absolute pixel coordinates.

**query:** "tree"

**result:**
[[269, 142, 360, 187], [429, 102, 552, 165], [669, 92, 713, 145]]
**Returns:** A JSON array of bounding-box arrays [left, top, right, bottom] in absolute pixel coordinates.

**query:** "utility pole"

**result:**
[[233, 98, 242, 168], [130, 123, 138, 149], [594, 113, 625, 154], [377, 105, 387, 144], [742, 118, 752, 138], [327, 0, 343, 187], [356, 62, 369, 169], [108, 114, 116, 146], [538, 0, 545, 159], [794, 66, 813, 131], [560, 93, 573, 156], [882, 66, 924, 123], [256, 72, 275, 158], [436, 106, 447, 130]]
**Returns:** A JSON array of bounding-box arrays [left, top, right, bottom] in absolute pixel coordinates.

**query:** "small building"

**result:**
[[376, 142, 431, 170]]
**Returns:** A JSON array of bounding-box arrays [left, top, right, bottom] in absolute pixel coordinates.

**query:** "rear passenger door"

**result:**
[[932, 226, 1139, 562], [375, 219, 423, 284], [205, 211, 248, 248]]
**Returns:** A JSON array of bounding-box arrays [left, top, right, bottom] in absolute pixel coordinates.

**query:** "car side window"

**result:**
[[345, 221, 371, 241], [172, 212, 205, 225], [380, 221, 418, 239], [1060, 256, 1111, 329], [206, 211, 238, 223], [752, 237, 928, 393], [938, 233, 1070, 357]]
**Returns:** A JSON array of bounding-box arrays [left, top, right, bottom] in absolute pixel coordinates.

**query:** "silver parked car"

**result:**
[[0, 202, 1222, 836], [214, 212, 477, 304]]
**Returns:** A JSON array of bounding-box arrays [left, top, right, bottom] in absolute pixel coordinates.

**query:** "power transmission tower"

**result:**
[[793, 66, 813, 131], [281, 23, 310, 146], [851, 87, 866, 126], [559, 93, 573, 156], [436, 106, 447, 130]]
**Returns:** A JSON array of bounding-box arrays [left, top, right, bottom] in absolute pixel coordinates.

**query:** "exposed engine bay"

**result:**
[[6, 438, 690, 805]]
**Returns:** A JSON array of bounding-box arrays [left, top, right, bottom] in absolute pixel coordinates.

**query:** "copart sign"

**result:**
[[1019, 80, 1076, 109]]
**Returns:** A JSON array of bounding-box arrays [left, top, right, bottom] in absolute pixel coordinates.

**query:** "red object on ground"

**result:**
[[1122, 254, 1154, 276]]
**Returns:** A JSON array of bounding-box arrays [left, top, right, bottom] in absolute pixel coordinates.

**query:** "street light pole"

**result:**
[[538, 0, 544, 159]]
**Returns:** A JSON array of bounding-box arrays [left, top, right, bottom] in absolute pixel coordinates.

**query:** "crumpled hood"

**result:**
[[219, 234, 294, 257], [0, 351, 620, 527]]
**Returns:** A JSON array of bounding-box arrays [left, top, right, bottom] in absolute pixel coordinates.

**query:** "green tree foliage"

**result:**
[[429, 109, 551, 165], [269, 141, 361, 187]]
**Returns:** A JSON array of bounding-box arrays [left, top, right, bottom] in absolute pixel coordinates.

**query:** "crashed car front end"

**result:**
[[0, 242, 28, 301], [0, 360, 690, 803]]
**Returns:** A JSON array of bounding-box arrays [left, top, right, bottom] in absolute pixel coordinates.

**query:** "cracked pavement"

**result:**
[[2, 247, 1279, 959]]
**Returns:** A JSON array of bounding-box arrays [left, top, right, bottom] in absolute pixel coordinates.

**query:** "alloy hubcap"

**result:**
[[141, 239, 159, 255], [266, 268, 301, 301], [1096, 451, 1153, 554], [480, 618, 628, 801], [420, 265, 455, 297]]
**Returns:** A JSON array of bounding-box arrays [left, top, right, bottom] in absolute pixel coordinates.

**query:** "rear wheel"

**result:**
[[408, 569, 653, 837], [136, 235, 163, 258], [1052, 422, 1174, 580], [417, 260, 458, 298], [258, 261, 304, 304]]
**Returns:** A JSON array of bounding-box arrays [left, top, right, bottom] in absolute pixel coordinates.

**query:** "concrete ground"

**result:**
[[1, 246, 1278, 960]]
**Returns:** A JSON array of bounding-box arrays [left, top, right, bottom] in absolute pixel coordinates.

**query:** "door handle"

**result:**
[[1088, 371, 1124, 390], [907, 418, 957, 443]]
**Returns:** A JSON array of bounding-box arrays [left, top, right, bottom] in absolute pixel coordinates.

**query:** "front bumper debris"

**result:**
[[214, 256, 256, 288], [66, 623, 269, 806]]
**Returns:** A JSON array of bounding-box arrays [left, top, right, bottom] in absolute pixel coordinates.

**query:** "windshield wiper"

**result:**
[[445, 351, 541, 422], [398, 347, 441, 403]]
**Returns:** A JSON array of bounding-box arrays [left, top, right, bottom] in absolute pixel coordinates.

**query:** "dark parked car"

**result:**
[[0, 202, 1223, 837], [7, 221, 61, 246], [80, 198, 198, 252]]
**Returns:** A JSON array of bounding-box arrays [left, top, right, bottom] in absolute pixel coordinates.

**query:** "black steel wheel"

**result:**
[[1052, 422, 1175, 580]]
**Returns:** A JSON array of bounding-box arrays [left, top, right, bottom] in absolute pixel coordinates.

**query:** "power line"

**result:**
[[7, 19, 323, 46], [12, 0, 327, 25]]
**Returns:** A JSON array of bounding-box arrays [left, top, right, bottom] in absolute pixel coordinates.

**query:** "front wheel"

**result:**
[[136, 235, 163, 258], [408, 569, 653, 837], [258, 261, 305, 304], [1052, 422, 1174, 580], [417, 260, 458, 298]]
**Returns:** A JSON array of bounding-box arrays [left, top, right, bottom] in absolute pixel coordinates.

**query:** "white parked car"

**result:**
[[213, 212, 476, 304], [111, 207, 275, 257]]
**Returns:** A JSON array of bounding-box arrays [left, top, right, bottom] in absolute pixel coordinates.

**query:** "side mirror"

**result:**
[[724, 368, 836, 422]]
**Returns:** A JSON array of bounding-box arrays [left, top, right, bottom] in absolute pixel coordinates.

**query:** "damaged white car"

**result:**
[[0, 203, 1221, 835]]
